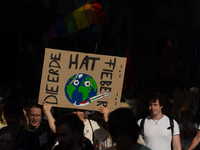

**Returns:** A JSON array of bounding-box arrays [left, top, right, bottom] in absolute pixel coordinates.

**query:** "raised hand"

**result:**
[[99, 106, 109, 122]]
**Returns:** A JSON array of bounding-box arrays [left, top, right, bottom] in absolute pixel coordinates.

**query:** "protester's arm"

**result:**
[[172, 134, 181, 150], [188, 130, 200, 150], [43, 101, 56, 133], [99, 106, 109, 122]]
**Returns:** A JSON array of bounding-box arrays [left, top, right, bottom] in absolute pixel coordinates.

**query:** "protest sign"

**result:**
[[173, 91, 198, 112], [38, 48, 126, 111]]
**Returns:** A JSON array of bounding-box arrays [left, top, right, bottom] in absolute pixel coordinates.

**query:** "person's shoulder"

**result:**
[[164, 115, 178, 122], [137, 116, 149, 125], [86, 119, 98, 126], [137, 118, 142, 125], [88, 119, 97, 123]]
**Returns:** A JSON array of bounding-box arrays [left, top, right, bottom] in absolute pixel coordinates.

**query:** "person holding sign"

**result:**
[[71, 106, 111, 148], [26, 102, 57, 150], [3, 100, 40, 150], [188, 125, 200, 150]]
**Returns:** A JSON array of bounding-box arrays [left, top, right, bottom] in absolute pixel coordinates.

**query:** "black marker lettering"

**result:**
[[90, 57, 100, 71], [49, 60, 61, 68], [105, 58, 116, 70], [44, 95, 58, 104], [47, 75, 59, 82], [49, 69, 59, 75], [79, 56, 89, 70], [51, 53, 61, 61], [46, 84, 59, 93], [97, 101, 108, 107], [69, 54, 78, 69], [100, 87, 111, 92], [100, 81, 112, 86], [101, 72, 113, 80], [79, 56, 100, 71]]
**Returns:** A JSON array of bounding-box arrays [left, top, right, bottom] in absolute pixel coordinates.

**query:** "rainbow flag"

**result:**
[[47, 0, 107, 39]]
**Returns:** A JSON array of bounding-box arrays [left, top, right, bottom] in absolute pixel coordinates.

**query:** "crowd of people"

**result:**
[[0, 82, 200, 150]]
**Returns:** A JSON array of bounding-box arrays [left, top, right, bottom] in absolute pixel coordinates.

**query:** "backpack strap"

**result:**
[[139, 118, 145, 137], [168, 117, 174, 150], [169, 117, 174, 136], [140, 118, 145, 130], [88, 119, 96, 147]]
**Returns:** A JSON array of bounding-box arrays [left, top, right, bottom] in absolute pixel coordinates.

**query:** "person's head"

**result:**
[[148, 92, 165, 116], [0, 126, 15, 150], [26, 102, 43, 129], [55, 113, 84, 150], [162, 100, 173, 116], [107, 108, 140, 150], [3, 100, 24, 130], [181, 111, 193, 122], [126, 85, 136, 97], [71, 109, 86, 122]]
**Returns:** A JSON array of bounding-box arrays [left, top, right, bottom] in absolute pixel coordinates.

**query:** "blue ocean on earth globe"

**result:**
[[64, 73, 98, 106]]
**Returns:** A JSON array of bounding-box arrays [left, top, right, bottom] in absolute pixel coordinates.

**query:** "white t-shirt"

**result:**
[[199, 125, 200, 130], [84, 119, 109, 145], [179, 122, 198, 150], [137, 115, 180, 150]]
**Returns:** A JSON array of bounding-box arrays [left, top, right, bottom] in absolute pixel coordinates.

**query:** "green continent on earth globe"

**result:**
[[65, 73, 98, 106]]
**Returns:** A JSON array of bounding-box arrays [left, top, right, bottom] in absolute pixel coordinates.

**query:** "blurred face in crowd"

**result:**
[[149, 99, 163, 117], [4, 113, 21, 130], [71, 109, 85, 122], [27, 107, 42, 129], [56, 124, 78, 150], [126, 87, 136, 97], [182, 111, 192, 123], [112, 133, 135, 150], [0, 133, 13, 150]]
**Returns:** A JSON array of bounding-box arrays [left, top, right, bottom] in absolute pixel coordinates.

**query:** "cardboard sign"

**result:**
[[173, 91, 198, 112], [38, 48, 127, 111]]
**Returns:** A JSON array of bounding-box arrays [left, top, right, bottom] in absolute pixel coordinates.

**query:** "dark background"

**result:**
[[0, 0, 200, 98]]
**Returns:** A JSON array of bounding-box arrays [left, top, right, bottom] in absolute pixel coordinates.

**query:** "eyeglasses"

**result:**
[[28, 114, 42, 118]]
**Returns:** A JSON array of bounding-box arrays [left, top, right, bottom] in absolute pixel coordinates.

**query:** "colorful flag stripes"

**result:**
[[47, 0, 107, 39]]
